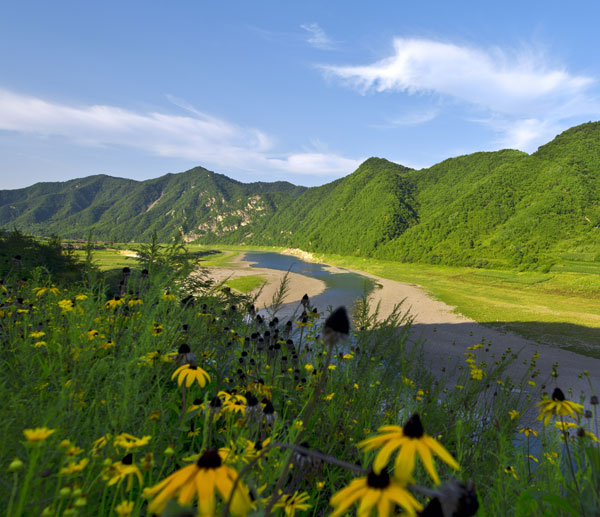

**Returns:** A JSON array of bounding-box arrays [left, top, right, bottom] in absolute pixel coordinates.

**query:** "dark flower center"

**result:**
[[324, 307, 350, 335], [263, 400, 275, 415], [246, 393, 259, 407], [188, 365, 198, 370], [210, 396, 222, 408], [552, 388, 566, 401], [197, 449, 222, 469], [367, 469, 390, 489], [122, 453, 133, 465], [403, 413, 425, 438], [178, 343, 191, 354]]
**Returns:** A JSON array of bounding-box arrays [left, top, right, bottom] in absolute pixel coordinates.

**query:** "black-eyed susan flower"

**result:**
[[359, 414, 459, 485], [144, 449, 252, 515], [273, 490, 311, 516], [105, 297, 123, 310], [518, 427, 538, 438], [330, 469, 422, 516], [23, 427, 55, 443], [60, 458, 89, 475], [113, 433, 151, 450], [222, 393, 247, 416], [106, 454, 143, 491], [536, 388, 584, 426], [508, 410, 519, 421], [172, 364, 211, 388]]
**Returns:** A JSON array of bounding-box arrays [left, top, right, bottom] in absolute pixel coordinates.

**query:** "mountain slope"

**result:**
[[1, 122, 600, 269], [0, 167, 305, 241]]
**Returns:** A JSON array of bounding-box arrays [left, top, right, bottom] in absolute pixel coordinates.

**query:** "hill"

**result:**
[[0, 167, 305, 242], [1, 122, 600, 269]]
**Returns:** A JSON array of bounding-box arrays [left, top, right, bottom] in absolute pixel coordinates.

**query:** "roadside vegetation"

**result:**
[[1, 231, 599, 516]]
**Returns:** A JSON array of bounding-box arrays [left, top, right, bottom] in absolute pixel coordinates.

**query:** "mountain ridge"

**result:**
[[1, 122, 600, 269]]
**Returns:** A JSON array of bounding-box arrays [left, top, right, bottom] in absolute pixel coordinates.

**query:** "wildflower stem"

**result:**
[[15, 445, 41, 516], [265, 345, 334, 514], [178, 384, 187, 421], [7, 472, 19, 517], [560, 415, 586, 517]]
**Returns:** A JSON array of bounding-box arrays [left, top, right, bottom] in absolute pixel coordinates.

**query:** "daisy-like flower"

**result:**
[[359, 414, 459, 485], [273, 490, 312, 516], [508, 410, 519, 421], [144, 449, 252, 515], [330, 468, 423, 516], [60, 458, 89, 475], [536, 388, 584, 426], [91, 434, 111, 456], [57, 299, 74, 312], [519, 428, 538, 438], [23, 427, 56, 443], [105, 297, 123, 310], [222, 394, 248, 416], [172, 364, 211, 388], [106, 454, 143, 491], [113, 433, 151, 450]]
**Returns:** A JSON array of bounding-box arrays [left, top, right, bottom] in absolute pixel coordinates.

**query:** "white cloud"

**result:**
[[300, 23, 337, 50], [0, 89, 361, 178], [322, 38, 600, 151], [371, 108, 438, 129]]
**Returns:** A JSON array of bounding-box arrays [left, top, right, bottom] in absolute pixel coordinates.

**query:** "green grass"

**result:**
[[313, 252, 600, 354], [72, 248, 139, 270], [224, 274, 267, 293]]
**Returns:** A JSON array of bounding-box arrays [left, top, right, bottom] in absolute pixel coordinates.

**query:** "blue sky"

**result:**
[[1, 0, 600, 189]]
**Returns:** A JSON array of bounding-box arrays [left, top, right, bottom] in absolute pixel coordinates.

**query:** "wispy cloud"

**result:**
[[0, 89, 361, 178], [300, 23, 337, 50], [322, 38, 600, 150], [371, 108, 438, 129]]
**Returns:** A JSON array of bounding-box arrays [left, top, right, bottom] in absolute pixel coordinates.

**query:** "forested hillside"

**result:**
[[2, 122, 600, 269]]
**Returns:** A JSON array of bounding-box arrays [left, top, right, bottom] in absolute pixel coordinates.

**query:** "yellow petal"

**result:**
[[424, 436, 460, 470], [394, 440, 416, 480], [416, 441, 439, 485]]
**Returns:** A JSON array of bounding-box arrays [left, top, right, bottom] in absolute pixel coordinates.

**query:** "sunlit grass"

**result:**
[[224, 274, 266, 293]]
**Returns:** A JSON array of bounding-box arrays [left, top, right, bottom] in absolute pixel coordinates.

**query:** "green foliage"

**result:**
[[0, 229, 88, 284]]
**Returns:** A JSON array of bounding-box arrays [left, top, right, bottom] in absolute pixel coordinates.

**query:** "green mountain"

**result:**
[[2, 122, 600, 269], [0, 167, 305, 242]]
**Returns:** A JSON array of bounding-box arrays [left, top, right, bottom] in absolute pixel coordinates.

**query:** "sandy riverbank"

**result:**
[[204, 252, 326, 313]]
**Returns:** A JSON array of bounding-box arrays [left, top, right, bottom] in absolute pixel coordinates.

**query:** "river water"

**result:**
[[243, 251, 375, 314]]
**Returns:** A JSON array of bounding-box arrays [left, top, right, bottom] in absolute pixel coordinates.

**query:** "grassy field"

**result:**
[[224, 274, 267, 293], [71, 248, 139, 271], [313, 253, 600, 355]]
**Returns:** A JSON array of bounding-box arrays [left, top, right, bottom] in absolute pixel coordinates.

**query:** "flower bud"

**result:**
[[8, 458, 24, 472]]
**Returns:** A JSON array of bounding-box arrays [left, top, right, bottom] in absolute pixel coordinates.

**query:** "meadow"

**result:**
[[2, 234, 599, 516]]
